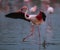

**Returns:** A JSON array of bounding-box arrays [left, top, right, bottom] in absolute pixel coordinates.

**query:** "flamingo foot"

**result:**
[[22, 33, 33, 42], [22, 38, 26, 42], [42, 40, 46, 48]]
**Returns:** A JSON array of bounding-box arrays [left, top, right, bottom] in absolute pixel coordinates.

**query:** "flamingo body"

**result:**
[[28, 11, 46, 25], [47, 7, 54, 14]]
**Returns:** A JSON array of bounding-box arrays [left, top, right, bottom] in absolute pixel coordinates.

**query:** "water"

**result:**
[[0, 1, 60, 50]]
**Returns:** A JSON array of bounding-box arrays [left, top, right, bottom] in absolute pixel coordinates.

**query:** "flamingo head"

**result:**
[[21, 6, 28, 12]]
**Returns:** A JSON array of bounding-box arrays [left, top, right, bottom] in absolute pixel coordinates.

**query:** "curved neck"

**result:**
[[25, 10, 29, 19]]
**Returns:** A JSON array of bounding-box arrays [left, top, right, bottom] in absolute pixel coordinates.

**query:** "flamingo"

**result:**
[[47, 6, 54, 14], [23, 6, 46, 42], [46, 5, 54, 33], [5, 6, 46, 42]]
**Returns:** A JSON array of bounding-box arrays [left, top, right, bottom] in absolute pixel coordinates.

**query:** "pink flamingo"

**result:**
[[22, 6, 46, 42], [5, 6, 46, 42]]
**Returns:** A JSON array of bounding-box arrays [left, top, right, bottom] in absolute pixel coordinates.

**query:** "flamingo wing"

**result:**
[[5, 12, 30, 22], [42, 12, 46, 21], [36, 11, 46, 22]]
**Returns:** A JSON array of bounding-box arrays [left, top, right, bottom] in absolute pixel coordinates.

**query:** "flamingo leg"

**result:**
[[22, 24, 35, 42], [37, 26, 40, 44], [37, 25, 46, 48]]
